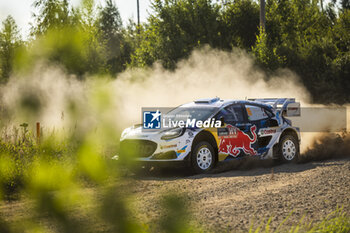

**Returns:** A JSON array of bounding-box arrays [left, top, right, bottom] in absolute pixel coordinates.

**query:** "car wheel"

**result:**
[[191, 141, 216, 174], [279, 134, 299, 162]]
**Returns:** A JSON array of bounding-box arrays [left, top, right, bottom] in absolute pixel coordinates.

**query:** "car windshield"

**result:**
[[164, 107, 219, 122]]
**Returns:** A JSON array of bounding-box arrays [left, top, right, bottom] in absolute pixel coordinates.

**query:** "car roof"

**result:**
[[181, 98, 274, 110]]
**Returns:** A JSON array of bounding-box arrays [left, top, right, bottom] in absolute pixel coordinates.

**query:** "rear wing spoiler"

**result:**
[[248, 98, 300, 117]]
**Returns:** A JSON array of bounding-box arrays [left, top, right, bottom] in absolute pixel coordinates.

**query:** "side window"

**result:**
[[264, 108, 274, 118], [245, 105, 270, 121], [216, 104, 244, 124]]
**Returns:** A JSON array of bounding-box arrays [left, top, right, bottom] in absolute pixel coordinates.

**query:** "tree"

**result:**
[[341, 0, 350, 10], [77, 0, 108, 74], [220, 0, 260, 49], [27, 0, 109, 76], [132, 0, 221, 69], [31, 0, 71, 36], [99, 0, 122, 44], [256, 0, 350, 103], [0, 16, 21, 83], [252, 28, 285, 70], [98, 0, 129, 74]]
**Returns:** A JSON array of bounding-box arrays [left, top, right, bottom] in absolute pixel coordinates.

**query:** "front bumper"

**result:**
[[119, 138, 192, 162], [119, 128, 199, 162]]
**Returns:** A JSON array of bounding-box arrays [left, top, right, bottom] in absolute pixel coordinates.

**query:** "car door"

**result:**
[[215, 104, 257, 160], [244, 104, 278, 155]]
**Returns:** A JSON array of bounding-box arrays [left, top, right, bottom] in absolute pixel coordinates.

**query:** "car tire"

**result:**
[[191, 141, 216, 174], [279, 134, 299, 162]]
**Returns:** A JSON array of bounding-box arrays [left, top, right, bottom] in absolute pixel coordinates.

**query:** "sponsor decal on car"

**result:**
[[176, 146, 188, 155], [160, 144, 177, 149], [259, 128, 277, 136], [218, 125, 257, 157]]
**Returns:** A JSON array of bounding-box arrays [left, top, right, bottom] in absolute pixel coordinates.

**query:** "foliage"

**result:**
[[0, 16, 22, 83], [249, 207, 350, 233], [257, 0, 350, 103], [1, 0, 349, 102], [132, 0, 222, 69], [18, 0, 132, 77], [31, 0, 72, 35], [97, 0, 131, 74], [0, 119, 192, 233], [220, 0, 260, 49], [252, 28, 285, 70], [0, 124, 74, 198]]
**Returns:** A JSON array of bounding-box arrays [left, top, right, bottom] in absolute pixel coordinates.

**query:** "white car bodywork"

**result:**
[[118, 98, 301, 167]]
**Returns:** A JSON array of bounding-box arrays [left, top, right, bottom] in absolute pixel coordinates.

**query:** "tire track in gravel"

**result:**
[[199, 170, 309, 208], [1, 159, 349, 232], [131, 159, 350, 232]]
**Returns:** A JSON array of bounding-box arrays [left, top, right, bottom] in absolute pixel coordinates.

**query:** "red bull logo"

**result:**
[[219, 125, 257, 157]]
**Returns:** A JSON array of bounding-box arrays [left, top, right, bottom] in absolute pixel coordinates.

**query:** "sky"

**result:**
[[0, 0, 152, 39]]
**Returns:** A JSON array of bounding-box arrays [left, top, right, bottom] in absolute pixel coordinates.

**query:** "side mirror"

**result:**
[[286, 102, 301, 117], [219, 116, 225, 126], [268, 118, 279, 127]]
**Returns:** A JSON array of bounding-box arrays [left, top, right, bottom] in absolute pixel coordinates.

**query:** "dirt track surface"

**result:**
[[1, 158, 350, 232], [130, 158, 350, 232]]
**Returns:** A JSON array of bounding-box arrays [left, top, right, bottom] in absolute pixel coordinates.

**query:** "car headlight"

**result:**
[[161, 128, 185, 140], [120, 127, 132, 140]]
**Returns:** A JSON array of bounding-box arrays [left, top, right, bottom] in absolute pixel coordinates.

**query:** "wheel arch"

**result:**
[[279, 128, 300, 144], [272, 128, 300, 159], [191, 130, 218, 161]]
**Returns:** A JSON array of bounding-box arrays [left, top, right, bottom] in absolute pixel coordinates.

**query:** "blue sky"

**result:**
[[0, 0, 152, 38]]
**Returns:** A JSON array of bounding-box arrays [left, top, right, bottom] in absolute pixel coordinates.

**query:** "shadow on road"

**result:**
[[132, 157, 350, 181]]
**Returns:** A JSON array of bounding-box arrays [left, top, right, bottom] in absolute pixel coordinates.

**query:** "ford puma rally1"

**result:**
[[118, 98, 301, 173]]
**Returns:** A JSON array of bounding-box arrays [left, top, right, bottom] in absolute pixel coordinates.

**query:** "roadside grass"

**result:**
[[0, 125, 76, 199], [0, 124, 198, 233], [249, 207, 350, 233]]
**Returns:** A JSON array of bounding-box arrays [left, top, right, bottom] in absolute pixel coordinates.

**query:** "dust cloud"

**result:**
[[114, 48, 310, 124], [0, 47, 348, 154]]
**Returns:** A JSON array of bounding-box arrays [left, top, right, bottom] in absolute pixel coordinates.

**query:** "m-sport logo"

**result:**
[[143, 110, 161, 129]]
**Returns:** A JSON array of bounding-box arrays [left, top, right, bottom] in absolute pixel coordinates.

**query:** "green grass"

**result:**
[[249, 207, 350, 233]]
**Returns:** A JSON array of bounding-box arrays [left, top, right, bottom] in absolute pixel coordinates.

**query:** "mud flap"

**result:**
[[272, 143, 280, 159]]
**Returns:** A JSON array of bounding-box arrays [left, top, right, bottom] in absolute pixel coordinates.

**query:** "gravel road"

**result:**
[[130, 158, 350, 232], [1, 158, 349, 232]]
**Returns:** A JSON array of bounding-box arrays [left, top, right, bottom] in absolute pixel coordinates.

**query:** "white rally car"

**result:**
[[118, 98, 301, 173]]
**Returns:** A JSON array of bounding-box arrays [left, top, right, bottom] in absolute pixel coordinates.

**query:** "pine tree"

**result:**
[[0, 16, 21, 82], [98, 0, 125, 74]]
